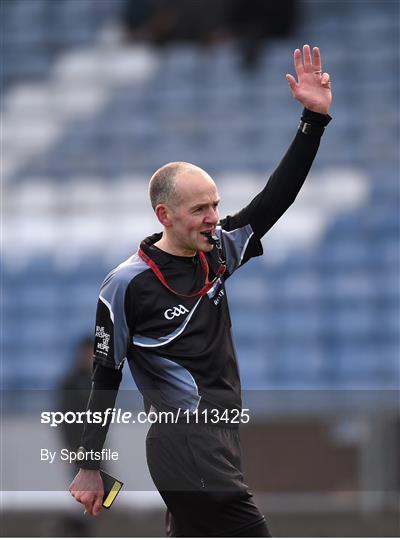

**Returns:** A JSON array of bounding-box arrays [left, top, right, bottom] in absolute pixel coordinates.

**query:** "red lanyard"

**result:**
[[138, 248, 226, 298]]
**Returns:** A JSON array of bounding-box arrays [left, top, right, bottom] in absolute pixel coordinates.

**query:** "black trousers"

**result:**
[[146, 422, 271, 537]]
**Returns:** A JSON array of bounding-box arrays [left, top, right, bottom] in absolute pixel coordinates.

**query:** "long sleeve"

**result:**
[[77, 362, 122, 470], [221, 108, 332, 240]]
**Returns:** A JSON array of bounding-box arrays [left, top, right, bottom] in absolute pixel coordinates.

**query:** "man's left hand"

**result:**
[[286, 44, 332, 114]]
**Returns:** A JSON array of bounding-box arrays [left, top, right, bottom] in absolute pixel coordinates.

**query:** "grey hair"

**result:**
[[149, 162, 192, 210]]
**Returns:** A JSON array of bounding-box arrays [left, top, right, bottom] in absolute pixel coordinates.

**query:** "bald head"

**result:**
[[149, 162, 220, 256], [149, 161, 212, 210]]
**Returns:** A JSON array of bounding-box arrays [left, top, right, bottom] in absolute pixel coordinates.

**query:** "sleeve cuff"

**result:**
[[75, 446, 102, 469], [78, 462, 101, 470], [301, 108, 332, 127]]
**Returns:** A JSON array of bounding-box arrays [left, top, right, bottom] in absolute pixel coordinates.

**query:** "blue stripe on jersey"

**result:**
[[128, 353, 201, 412], [100, 253, 148, 367], [216, 223, 255, 274], [132, 297, 202, 348]]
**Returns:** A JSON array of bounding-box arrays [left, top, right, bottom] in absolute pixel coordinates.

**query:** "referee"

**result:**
[[69, 44, 332, 537]]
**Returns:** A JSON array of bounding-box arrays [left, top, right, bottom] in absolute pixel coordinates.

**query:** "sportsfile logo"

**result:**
[[164, 304, 189, 320]]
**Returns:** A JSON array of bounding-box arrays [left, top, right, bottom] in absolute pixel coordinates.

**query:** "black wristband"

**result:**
[[299, 107, 332, 136], [298, 120, 326, 136]]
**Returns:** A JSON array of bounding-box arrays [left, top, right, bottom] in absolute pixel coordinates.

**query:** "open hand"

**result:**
[[286, 44, 332, 114]]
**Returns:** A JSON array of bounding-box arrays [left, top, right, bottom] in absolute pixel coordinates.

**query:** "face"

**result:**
[[165, 168, 220, 256]]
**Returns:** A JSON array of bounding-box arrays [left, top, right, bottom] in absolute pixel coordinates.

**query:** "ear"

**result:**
[[155, 204, 173, 227]]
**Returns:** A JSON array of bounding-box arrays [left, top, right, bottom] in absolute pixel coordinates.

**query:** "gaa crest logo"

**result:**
[[164, 304, 189, 320]]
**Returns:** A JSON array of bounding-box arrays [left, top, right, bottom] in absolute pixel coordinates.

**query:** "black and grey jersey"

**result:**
[[94, 220, 263, 414], [92, 108, 331, 415]]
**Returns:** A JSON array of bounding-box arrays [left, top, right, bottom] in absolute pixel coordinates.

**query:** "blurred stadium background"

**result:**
[[1, 0, 399, 536]]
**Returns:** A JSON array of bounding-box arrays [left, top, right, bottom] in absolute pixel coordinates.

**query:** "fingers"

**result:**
[[313, 46, 322, 72], [69, 470, 104, 516], [294, 45, 323, 75], [81, 494, 99, 516], [293, 48, 304, 76], [84, 499, 97, 516], [92, 496, 104, 516], [286, 73, 297, 94], [70, 488, 103, 516], [321, 72, 331, 88], [303, 44, 312, 67]]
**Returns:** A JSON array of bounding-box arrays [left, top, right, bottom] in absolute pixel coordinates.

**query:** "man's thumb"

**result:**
[[286, 74, 297, 94]]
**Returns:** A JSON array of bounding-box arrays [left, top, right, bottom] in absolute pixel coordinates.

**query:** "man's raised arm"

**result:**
[[221, 45, 332, 239]]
